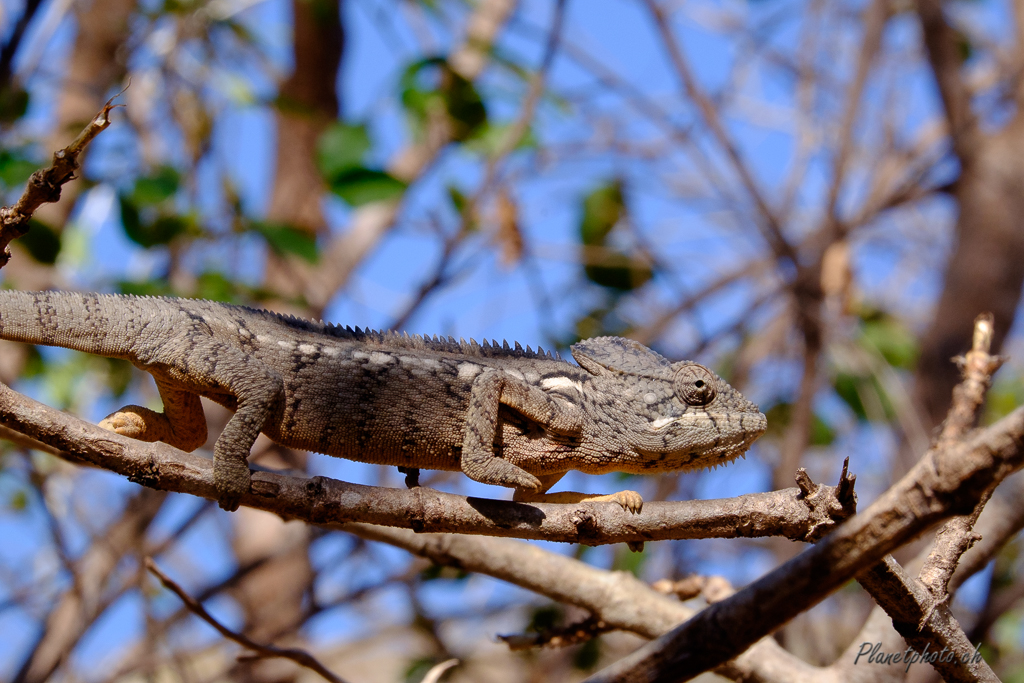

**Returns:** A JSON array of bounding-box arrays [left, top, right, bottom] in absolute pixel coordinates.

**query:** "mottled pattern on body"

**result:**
[[0, 291, 767, 511]]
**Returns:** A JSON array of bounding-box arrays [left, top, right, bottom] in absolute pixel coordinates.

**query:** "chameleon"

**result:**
[[0, 290, 767, 512]]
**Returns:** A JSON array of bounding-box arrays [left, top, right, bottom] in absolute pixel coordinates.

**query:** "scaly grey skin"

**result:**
[[0, 291, 767, 512]]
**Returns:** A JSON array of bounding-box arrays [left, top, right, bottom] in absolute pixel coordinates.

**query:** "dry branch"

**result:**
[[848, 313, 1004, 683], [0, 379, 852, 546], [583, 401, 1024, 682], [146, 560, 350, 683], [0, 94, 121, 267]]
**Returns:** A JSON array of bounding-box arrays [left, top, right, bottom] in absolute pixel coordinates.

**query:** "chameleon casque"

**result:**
[[0, 290, 767, 512]]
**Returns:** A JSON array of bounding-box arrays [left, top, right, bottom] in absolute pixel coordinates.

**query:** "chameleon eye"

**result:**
[[675, 365, 717, 406]]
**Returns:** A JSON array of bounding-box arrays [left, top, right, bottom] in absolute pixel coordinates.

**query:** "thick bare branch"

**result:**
[[0, 379, 852, 546], [584, 402, 1024, 682]]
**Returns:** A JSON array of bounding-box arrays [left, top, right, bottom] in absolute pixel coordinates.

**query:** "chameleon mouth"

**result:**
[[629, 410, 767, 471]]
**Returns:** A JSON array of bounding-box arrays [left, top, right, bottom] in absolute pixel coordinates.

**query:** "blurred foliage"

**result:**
[[316, 121, 406, 206], [858, 310, 918, 370], [250, 221, 319, 262], [611, 542, 648, 576], [577, 180, 652, 292], [985, 377, 1024, 424], [400, 57, 488, 142], [420, 563, 470, 581], [404, 656, 449, 683], [19, 220, 61, 264], [0, 149, 37, 191], [527, 604, 565, 633], [0, 84, 29, 124], [764, 403, 836, 446], [7, 488, 28, 511], [4, 0, 1024, 678], [118, 166, 199, 248], [572, 637, 602, 671]]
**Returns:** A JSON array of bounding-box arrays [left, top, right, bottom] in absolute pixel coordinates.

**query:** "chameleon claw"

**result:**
[[613, 490, 644, 514], [213, 455, 251, 512]]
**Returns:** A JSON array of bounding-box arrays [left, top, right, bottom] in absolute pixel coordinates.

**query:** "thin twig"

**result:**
[[0, 89, 124, 267], [146, 559, 352, 683], [919, 313, 1004, 597], [642, 0, 795, 265]]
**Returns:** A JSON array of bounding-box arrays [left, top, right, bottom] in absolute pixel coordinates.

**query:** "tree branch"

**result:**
[[146, 560, 351, 683], [0, 93, 122, 267], [0, 379, 852, 546], [584, 402, 1024, 682], [915, 0, 980, 159]]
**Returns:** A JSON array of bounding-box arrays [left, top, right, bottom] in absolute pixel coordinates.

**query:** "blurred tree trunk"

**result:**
[[231, 3, 343, 682], [912, 0, 1024, 430], [262, 0, 344, 304]]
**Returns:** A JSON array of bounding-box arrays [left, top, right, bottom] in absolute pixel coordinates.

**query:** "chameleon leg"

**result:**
[[461, 371, 545, 491], [512, 472, 644, 514], [212, 369, 285, 512], [99, 380, 208, 452], [497, 378, 584, 436], [133, 339, 284, 512]]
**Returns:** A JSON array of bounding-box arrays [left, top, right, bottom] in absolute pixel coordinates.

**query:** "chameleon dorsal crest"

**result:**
[[570, 336, 672, 376]]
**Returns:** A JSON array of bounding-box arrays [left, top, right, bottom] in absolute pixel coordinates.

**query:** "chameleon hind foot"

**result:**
[[100, 406, 171, 443], [99, 405, 207, 452], [513, 489, 644, 514]]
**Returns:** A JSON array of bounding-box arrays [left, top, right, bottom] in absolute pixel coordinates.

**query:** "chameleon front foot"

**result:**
[[213, 453, 251, 512], [461, 451, 542, 491]]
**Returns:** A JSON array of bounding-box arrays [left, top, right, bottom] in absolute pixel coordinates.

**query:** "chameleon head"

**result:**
[[571, 337, 767, 473]]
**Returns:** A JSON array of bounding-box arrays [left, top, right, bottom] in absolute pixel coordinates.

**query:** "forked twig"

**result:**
[[0, 88, 125, 267], [146, 559, 352, 683]]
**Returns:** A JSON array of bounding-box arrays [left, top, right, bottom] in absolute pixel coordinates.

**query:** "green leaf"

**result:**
[[19, 219, 62, 265], [105, 358, 133, 398], [8, 489, 28, 511], [579, 181, 625, 246], [0, 151, 38, 189], [463, 121, 538, 156], [316, 122, 371, 181], [527, 605, 564, 632], [327, 167, 406, 206], [985, 377, 1024, 424], [584, 251, 653, 291], [570, 305, 629, 344], [834, 372, 895, 422], [119, 198, 190, 248], [21, 346, 45, 379], [403, 657, 442, 683], [250, 221, 319, 263], [118, 278, 174, 297], [195, 271, 243, 302], [420, 564, 469, 581], [0, 85, 29, 124], [399, 57, 487, 142], [573, 638, 602, 671], [445, 185, 479, 231], [860, 316, 918, 370], [763, 403, 835, 446], [132, 166, 180, 206], [834, 373, 866, 421], [611, 542, 647, 576]]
